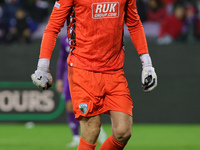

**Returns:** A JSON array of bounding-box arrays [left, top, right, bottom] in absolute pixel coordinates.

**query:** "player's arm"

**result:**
[[124, 0, 157, 92], [31, 0, 74, 89]]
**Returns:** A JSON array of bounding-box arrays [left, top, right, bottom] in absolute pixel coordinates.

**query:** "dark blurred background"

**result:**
[[0, 0, 200, 123]]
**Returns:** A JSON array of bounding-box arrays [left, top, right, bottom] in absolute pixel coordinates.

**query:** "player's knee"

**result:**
[[113, 125, 132, 143], [81, 121, 101, 144]]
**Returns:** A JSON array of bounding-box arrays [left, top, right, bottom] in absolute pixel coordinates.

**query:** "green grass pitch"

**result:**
[[0, 124, 200, 150]]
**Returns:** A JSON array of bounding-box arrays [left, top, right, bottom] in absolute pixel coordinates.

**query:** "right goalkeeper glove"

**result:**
[[31, 58, 53, 90]]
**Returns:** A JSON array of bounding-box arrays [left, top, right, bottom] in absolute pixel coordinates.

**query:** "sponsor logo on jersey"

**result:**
[[92, 2, 119, 19], [79, 103, 87, 114], [54, 1, 60, 9]]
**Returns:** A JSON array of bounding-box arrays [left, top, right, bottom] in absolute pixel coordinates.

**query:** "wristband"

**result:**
[[140, 53, 152, 68], [37, 58, 50, 72]]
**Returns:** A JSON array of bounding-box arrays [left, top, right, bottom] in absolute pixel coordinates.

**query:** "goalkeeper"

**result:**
[[31, 0, 157, 149]]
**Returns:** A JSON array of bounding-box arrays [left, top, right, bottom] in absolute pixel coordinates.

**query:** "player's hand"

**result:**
[[141, 67, 157, 92], [56, 80, 63, 93], [140, 53, 157, 92], [31, 58, 53, 90]]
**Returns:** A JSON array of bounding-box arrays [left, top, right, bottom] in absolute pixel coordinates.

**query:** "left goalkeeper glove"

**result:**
[[140, 54, 157, 92]]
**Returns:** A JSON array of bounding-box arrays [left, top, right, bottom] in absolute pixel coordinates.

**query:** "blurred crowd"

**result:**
[[138, 0, 200, 44], [0, 0, 199, 44], [0, 0, 53, 44]]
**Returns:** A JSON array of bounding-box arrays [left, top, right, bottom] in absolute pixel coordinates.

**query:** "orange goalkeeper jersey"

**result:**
[[40, 0, 148, 73]]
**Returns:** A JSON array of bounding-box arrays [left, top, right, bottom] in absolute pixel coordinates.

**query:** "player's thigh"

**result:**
[[110, 111, 132, 137], [79, 115, 101, 131]]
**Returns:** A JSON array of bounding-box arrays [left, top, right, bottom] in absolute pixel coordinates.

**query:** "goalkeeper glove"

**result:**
[[140, 53, 157, 92], [31, 58, 53, 90]]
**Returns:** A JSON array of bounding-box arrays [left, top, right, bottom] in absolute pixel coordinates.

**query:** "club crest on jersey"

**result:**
[[54, 1, 60, 9], [79, 103, 87, 114], [92, 2, 119, 19]]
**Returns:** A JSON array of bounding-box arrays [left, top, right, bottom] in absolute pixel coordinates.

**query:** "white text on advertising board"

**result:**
[[0, 90, 55, 112]]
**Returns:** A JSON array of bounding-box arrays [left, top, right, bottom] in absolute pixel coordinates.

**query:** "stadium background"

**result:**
[[1, 39, 200, 124], [0, 0, 200, 150]]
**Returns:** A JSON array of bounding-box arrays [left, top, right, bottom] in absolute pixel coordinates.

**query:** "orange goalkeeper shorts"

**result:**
[[68, 66, 133, 120]]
